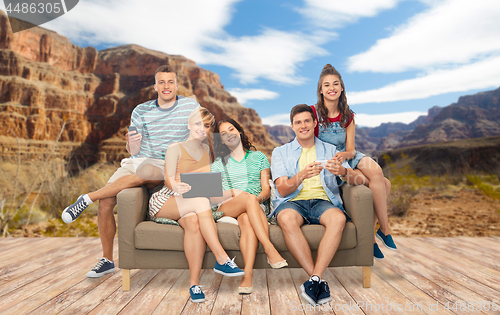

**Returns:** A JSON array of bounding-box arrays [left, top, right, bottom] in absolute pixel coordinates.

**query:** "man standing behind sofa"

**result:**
[[270, 104, 364, 306], [61, 65, 199, 278]]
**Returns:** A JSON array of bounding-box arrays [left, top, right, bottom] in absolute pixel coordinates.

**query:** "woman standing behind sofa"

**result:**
[[149, 108, 244, 303], [312, 64, 396, 260], [211, 118, 287, 294]]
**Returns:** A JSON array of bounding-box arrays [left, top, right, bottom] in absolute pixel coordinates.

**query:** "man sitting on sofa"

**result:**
[[270, 104, 364, 306], [61, 65, 200, 279]]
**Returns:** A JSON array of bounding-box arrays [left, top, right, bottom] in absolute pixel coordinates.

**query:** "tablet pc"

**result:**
[[180, 172, 223, 198]]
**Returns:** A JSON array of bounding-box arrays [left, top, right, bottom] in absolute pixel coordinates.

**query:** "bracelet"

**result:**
[[258, 195, 263, 203], [343, 167, 348, 177]]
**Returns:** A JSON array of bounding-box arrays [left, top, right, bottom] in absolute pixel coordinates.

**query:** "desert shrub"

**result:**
[[382, 153, 417, 217], [467, 175, 500, 201], [388, 185, 417, 217], [38, 159, 85, 218]]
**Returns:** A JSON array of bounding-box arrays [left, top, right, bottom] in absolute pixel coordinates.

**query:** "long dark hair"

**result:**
[[316, 64, 354, 129], [213, 118, 255, 165]]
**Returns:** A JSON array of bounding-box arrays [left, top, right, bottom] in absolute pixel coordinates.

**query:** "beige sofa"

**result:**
[[117, 184, 374, 291]]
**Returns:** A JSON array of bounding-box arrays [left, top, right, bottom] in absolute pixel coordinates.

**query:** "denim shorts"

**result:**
[[274, 199, 342, 225]]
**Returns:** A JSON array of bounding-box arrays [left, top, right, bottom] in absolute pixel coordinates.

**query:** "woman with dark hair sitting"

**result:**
[[149, 108, 244, 303], [211, 118, 287, 294]]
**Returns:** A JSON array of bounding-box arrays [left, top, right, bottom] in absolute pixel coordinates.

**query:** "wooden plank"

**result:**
[[372, 263, 455, 315], [0, 237, 43, 250], [241, 269, 271, 315], [380, 245, 489, 315], [467, 237, 500, 253], [118, 269, 183, 315], [210, 272, 243, 314], [0, 238, 98, 289], [3, 263, 109, 314], [87, 269, 160, 315], [49, 269, 140, 315], [0, 237, 72, 267], [397, 238, 500, 292], [0, 248, 106, 313], [419, 237, 500, 271], [394, 239, 500, 303], [447, 237, 500, 259], [267, 268, 303, 315], [320, 268, 365, 315], [331, 266, 426, 315], [150, 270, 191, 315], [180, 269, 223, 315], [28, 270, 140, 315], [288, 268, 334, 315]]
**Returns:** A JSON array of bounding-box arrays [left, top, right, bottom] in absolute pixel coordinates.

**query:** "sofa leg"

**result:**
[[362, 266, 371, 288], [123, 269, 131, 291]]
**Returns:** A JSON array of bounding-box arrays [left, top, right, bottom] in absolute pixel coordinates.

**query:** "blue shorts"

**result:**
[[274, 199, 344, 225]]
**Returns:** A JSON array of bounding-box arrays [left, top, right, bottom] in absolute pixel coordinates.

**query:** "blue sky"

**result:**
[[7, 0, 500, 127]]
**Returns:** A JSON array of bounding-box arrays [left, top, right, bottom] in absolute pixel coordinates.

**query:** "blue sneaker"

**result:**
[[317, 280, 333, 305], [213, 257, 245, 277], [62, 194, 91, 223], [376, 228, 397, 250], [301, 276, 320, 306], [373, 243, 384, 260], [189, 285, 205, 303], [86, 258, 115, 278]]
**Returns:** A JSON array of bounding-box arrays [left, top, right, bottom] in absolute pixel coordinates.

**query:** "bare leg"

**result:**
[[220, 193, 284, 264], [98, 196, 116, 261], [357, 157, 391, 236], [373, 178, 392, 241], [237, 213, 257, 288], [89, 165, 163, 202], [277, 209, 314, 276], [96, 165, 163, 260], [156, 196, 230, 265], [178, 215, 206, 287], [195, 209, 230, 264], [312, 209, 346, 278]]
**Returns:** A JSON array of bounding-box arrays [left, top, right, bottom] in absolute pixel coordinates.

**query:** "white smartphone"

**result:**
[[315, 160, 328, 168]]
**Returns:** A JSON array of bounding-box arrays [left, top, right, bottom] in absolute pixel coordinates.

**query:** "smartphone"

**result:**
[[127, 125, 137, 133], [316, 160, 328, 167]]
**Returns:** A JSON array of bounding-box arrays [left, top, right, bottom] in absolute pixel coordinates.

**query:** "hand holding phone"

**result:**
[[127, 125, 142, 144]]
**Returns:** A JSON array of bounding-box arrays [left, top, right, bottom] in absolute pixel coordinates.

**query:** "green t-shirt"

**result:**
[[211, 150, 270, 196]]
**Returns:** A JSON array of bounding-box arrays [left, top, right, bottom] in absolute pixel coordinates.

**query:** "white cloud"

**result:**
[[348, 0, 500, 73], [44, 0, 332, 85], [300, 0, 401, 28], [355, 111, 427, 127], [199, 29, 331, 84], [46, 0, 238, 59], [349, 55, 500, 104], [225, 88, 279, 105], [261, 113, 291, 126]]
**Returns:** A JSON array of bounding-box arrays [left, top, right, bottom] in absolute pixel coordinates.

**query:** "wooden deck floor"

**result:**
[[0, 237, 499, 314]]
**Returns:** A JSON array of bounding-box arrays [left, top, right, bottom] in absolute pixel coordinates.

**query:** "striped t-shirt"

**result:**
[[211, 150, 270, 196], [130, 96, 200, 159]]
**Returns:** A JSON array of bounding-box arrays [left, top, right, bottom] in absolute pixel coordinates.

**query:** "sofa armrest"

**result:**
[[341, 184, 374, 261], [117, 186, 149, 269]]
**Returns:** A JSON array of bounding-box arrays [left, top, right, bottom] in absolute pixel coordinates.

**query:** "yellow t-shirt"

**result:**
[[291, 146, 329, 201]]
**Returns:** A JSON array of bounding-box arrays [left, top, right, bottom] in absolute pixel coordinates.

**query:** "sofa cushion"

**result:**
[[135, 222, 241, 251], [135, 221, 356, 252]]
